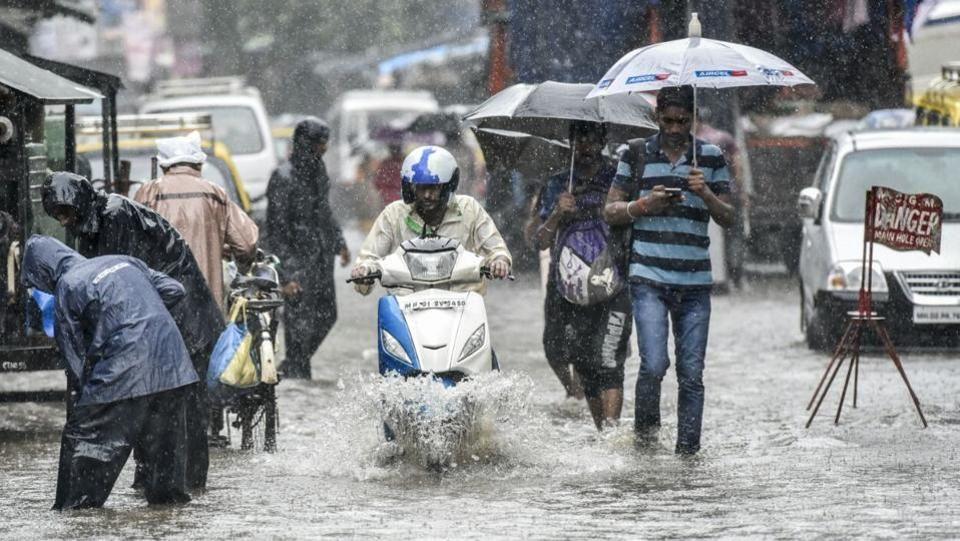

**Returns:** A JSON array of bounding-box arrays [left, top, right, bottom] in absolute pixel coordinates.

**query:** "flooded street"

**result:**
[[2, 233, 959, 539]]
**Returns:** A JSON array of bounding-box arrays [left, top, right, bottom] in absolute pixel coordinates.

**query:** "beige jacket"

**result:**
[[135, 166, 259, 310], [354, 194, 511, 295]]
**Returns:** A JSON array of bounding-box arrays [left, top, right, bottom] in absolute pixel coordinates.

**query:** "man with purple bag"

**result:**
[[531, 121, 632, 430]]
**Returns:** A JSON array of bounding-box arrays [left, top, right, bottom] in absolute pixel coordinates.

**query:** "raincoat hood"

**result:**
[[22, 234, 86, 293], [291, 117, 329, 171], [41, 172, 102, 235]]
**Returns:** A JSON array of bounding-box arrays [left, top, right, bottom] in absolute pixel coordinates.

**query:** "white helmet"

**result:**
[[400, 146, 460, 204]]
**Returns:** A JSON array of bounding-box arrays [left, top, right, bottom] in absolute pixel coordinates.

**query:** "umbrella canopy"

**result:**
[[464, 81, 657, 143], [473, 127, 570, 181], [586, 36, 814, 99]]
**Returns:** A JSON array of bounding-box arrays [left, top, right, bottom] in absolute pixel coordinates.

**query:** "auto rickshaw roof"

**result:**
[[0, 48, 101, 104]]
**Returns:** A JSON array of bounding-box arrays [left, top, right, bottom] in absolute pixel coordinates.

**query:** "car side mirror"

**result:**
[[797, 187, 823, 222]]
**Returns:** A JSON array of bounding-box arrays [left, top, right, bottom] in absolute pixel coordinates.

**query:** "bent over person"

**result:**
[[604, 86, 734, 455], [41, 172, 223, 488], [22, 236, 196, 510]]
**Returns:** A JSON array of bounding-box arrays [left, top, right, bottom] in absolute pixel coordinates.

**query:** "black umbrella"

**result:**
[[464, 81, 657, 190], [463, 81, 657, 143], [472, 127, 570, 181]]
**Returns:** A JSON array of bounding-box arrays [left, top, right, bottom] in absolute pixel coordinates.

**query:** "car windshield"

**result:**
[[149, 106, 264, 154], [831, 147, 960, 222], [83, 151, 237, 204]]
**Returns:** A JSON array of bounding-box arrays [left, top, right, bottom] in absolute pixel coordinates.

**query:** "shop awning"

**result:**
[[0, 48, 100, 104]]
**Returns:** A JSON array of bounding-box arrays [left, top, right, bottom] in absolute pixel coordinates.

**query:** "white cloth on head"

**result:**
[[156, 130, 207, 168]]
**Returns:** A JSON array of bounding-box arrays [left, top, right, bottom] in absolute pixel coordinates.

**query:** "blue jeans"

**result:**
[[631, 283, 711, 453]]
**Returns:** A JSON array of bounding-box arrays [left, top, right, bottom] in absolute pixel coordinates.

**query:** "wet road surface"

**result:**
[[2, 234, 959, 539]]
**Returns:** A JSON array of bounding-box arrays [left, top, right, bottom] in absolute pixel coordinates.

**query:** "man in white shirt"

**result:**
[[351, 146, 511, 294]]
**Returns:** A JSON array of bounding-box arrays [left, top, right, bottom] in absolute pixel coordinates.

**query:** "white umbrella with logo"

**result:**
[[587, 12, 815, 167]]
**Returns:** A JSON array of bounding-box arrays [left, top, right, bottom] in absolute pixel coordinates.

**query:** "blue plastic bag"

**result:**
[[207, 321, 248, 389], [29, 289, 56, 338]]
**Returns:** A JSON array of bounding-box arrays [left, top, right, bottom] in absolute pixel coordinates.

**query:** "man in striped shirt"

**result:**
[[604, 86, 734, 455]]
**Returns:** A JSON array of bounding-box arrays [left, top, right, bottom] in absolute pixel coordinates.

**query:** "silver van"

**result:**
[[797, 128, 960, 349]]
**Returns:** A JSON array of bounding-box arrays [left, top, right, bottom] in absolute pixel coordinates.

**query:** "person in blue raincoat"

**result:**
[[41, 171, 222, 489], [21, 235, 197, 510]]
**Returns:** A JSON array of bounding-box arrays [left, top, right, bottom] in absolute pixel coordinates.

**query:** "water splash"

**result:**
[[362, 371, 535, 469]]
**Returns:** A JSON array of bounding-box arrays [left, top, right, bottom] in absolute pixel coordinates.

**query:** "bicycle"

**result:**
[[213, 251, 283, 452]]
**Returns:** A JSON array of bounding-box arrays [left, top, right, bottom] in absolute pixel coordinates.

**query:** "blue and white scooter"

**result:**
[[349, 235, 500, 386], [348, 234, 507, 467]]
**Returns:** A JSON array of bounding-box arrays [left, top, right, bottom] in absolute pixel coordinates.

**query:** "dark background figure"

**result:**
[[41, 172, 224, 490], [266, 117, 350, 380], [21, 235, 196, 511], [373, 141, 405, 208]]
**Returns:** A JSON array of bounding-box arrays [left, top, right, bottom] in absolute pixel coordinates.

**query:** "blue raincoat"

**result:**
[[21, 235, 198, 406]]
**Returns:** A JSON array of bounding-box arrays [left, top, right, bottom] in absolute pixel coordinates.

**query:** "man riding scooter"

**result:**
[[351, 145, 512, 290]]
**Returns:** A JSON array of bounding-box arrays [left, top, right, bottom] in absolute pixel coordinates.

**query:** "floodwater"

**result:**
[[3, 236, 960, 539]]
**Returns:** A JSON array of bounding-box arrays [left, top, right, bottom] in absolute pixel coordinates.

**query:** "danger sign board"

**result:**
[[869, 186, 943, 255]]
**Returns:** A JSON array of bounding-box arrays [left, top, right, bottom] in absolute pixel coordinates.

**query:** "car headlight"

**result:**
[[826, 261, 888, 293], [381, 329, 413, 365], [458, 324, 486, 362]]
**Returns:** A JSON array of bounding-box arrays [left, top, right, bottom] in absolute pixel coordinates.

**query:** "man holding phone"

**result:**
[[604, 85, 734, 455]]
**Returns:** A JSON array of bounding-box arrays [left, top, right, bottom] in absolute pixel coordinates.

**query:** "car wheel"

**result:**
[[805, 307, 841, 352]]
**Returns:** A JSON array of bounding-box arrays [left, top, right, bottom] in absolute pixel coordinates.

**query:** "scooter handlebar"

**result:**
[[346, 271, 382, 284], [480, 266, 516, 281]]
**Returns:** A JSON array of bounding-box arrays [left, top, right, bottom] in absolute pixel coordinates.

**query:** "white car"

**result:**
[[141, 79, 277, 208], [798, 128, 960, 349]]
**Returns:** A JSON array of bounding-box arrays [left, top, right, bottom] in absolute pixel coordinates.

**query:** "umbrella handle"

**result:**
[[568, 138, 576, 192], [692, 84, 698, 170]]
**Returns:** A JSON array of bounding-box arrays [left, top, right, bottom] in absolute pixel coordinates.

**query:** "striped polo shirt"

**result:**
[[613, 134, 730, 288]]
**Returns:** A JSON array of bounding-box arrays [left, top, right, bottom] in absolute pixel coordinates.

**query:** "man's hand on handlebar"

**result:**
[[350, 265, 375, 295], [488, 257, 511, 280]]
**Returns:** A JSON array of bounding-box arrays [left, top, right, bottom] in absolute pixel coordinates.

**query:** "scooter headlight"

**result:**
[[381, 329, 413, 365], [457, 323, 486, 362], [403, 251, 458, 282]]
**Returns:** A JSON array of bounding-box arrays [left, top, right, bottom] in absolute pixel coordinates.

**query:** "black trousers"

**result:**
[[134, 346, 211, 490], [282, 261, 337, 379], [543, 282, 633, 399], [185, 345, 212, 489], [53, 386, 190, 511]]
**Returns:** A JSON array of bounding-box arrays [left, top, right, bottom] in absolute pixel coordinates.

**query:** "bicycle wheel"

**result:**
[[235, 385, 278, 452]]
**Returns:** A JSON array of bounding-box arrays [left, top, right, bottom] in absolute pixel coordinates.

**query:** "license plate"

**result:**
[[401, 298, 467, 311], [913, 305, 960, 324]]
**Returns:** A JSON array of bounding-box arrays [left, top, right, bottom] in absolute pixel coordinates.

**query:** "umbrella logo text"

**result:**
[[625, 73, 671, 85], [694, 70, 748, 78]]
